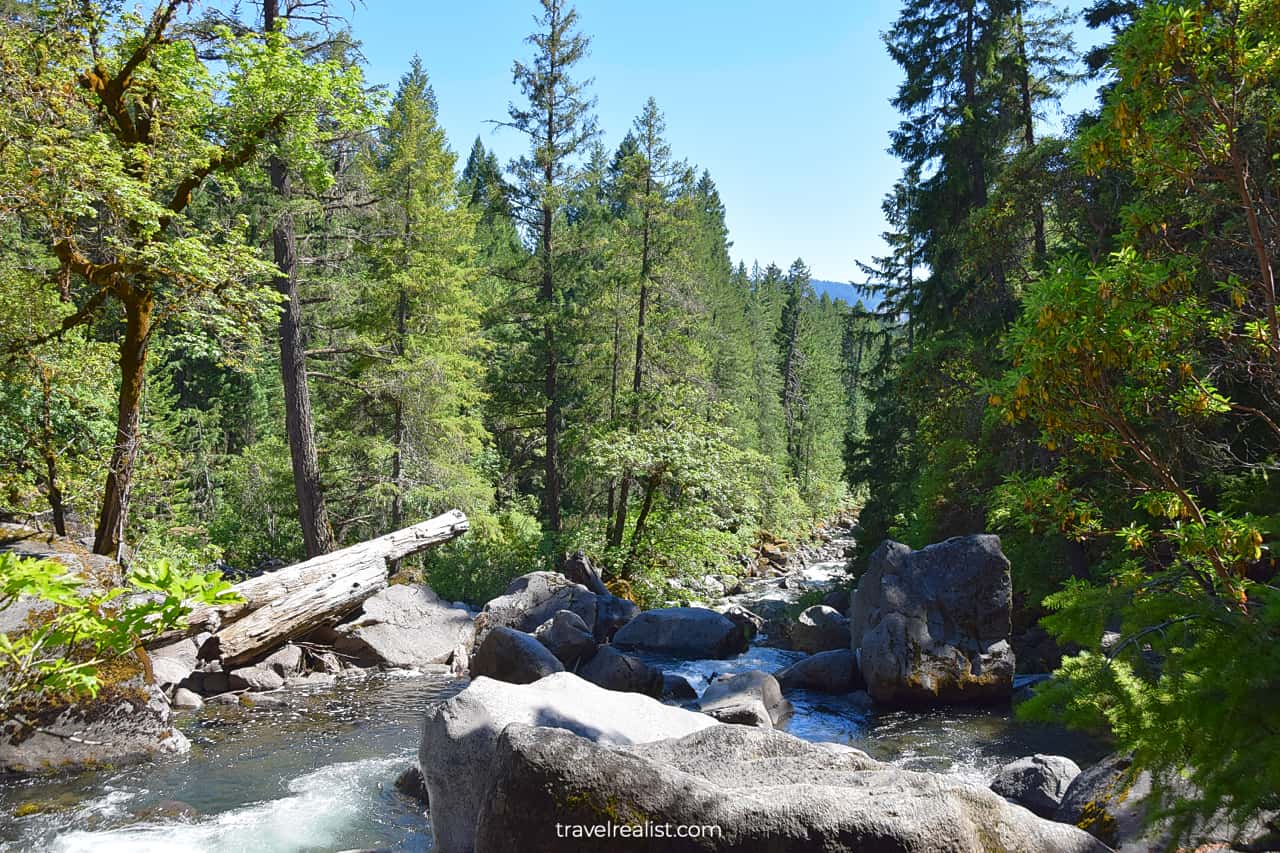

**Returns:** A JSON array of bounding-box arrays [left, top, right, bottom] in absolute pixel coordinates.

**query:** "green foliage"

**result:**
[[421, 506, 544, 605], [0, 552, 239, 708]]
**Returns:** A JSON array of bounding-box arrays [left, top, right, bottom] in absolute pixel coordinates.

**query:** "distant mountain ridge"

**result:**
[[810, 278, 874, 307]]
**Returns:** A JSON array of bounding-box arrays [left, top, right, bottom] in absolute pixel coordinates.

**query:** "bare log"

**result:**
[[160, 510, 468, 665]]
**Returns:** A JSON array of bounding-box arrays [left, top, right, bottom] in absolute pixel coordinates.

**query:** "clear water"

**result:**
[[1, 669, 463, 852], [1, 555, 1103, 851]]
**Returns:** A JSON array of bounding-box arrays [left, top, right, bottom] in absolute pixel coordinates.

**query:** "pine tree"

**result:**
[[502, 0, 598, 536]]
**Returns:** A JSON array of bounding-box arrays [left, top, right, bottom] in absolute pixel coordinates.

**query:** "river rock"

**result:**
[[720, 604, 764, 641], [469, 626, 564, 684], [474, 572, 598, 645], [333, 583, 472, 669], [662, 672, 698, 702], [990, 753, 1081, 818], [395, 764, 429, 806], [171, 687, 203, 709], [850, 535, 1014, 706], [260, 643, 305, 678], [591, 592, 639, 643], [419, 672, 719, 853], [700, 670, 791, 729], [533, 610, 597, 667], [576, 645, 663, 697], [612, 607, 748, 658], [775, 648, 864, 694], [561, 552, 608, 596], [792, 604, 851, 653], [227, 664, 285, 692], [473, 722, 1111, 853], [821, 586, 850, 611], [0, 675, 190, 773]]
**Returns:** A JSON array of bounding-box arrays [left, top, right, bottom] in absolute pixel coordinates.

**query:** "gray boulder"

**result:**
[[469, 626, 564, 684], [791, 604, 851, 653], [775, 648, 864, 694], [171, 688, 203, 710], [590, 592, 639, 642], [260, 643, 305, 678], [720, 604, 764, 641], [473, 722, 1111, 853], [990, 754, 1081, 818], [700, 670, 791, 729], [334, 583, 473, 669], [662, 672, 698, 702], [474, 572, 599, 646], [533, 610, 597, 667], [612, 607, 748, 658], [850, 536, 1015, 706], [227, 664, 285, 692], [419, 672, 718, 853], [576, 645, 663, 697], [0, 676, 189, 773], [561, 551, 608, 596]]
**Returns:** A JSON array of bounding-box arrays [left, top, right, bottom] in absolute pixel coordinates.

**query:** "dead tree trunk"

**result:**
[[165, 510, 468, 667]]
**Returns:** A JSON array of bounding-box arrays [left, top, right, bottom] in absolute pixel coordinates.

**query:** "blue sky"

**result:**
[[350, 1, 1105, 284]]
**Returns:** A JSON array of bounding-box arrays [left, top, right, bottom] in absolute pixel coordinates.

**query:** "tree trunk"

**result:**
[[271, 154, 334, 558], [171, 510, 470, 667], [264, 0, 333, 559], [1016, 1, 1046, 259], [93, 291, 152, 557], [541, 180, 563, 534], [39, 368, 66, 538]]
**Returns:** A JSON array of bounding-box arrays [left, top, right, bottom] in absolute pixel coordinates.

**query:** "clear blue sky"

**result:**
[[350, 1, 1104, 284]]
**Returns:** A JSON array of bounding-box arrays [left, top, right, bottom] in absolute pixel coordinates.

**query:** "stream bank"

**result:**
[[1, 530, 1107, 852]]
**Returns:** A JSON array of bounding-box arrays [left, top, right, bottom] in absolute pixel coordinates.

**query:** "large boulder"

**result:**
[[419, 672, 719, 853], [700, 670, 791, 729], [0, 675, 190, 773], [476, 571, 634, 645], [473, 722, 1111, 853], [990, 753, 1081, 818], [850, 536, 1014, 706], [469, 626, 564, 684], [576, 645, 663, 697], [791, 604, 851, 653], [533, 610, 597, 667], [612, 607, 748, 659], [561, 551, 608, 596], [333, 583, 472, 669], [775, 648, 864, 694]]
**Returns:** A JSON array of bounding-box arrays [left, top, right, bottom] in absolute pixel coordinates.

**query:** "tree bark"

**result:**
[[93, 291, 152, 557], [264, 0, 333, 560]]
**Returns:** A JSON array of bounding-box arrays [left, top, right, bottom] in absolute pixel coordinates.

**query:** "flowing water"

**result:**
[[1, 556, 1103, 852]]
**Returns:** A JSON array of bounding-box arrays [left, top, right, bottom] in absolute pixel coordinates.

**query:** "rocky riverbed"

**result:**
[[2, 526, 1119, 852]]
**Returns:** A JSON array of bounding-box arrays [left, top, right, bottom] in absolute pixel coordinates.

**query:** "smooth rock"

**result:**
[[591, 592, 639, 642], [720, 604, 764, 641], [775, 648, 864, 694], [0, 676, 189, 773], [394, 765, 429, 806], [334, 583, 473, 669], [700, 670, 791, 728], [227, 664, 284, 693], [171, 688, 204, 710], [149, 655, 194, 693], [561, 552, 608, 596], [791, 604, 851, 653], [419, 672, 718, 853], [474, 572, 598, 647], [612, 607, 748, 658], [576, 645, 663, 698], [533, 610, 597, 667], [469, 626, 564, 684], [850, 535, 1015, 706], [473, 722, 1110, 853], [990, 754, 1081, 818], [260, 643, 305, 678], [662, 672, 698, 702]]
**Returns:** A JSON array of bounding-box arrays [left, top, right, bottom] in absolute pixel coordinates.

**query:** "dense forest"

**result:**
[[1, 0, 1278, 844]]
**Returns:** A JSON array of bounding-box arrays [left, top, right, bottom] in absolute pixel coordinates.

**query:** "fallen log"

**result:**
[[156, 510, 468, 667]]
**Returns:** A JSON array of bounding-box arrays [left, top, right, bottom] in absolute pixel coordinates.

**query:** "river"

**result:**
[[0, 556, 1103, 852]]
